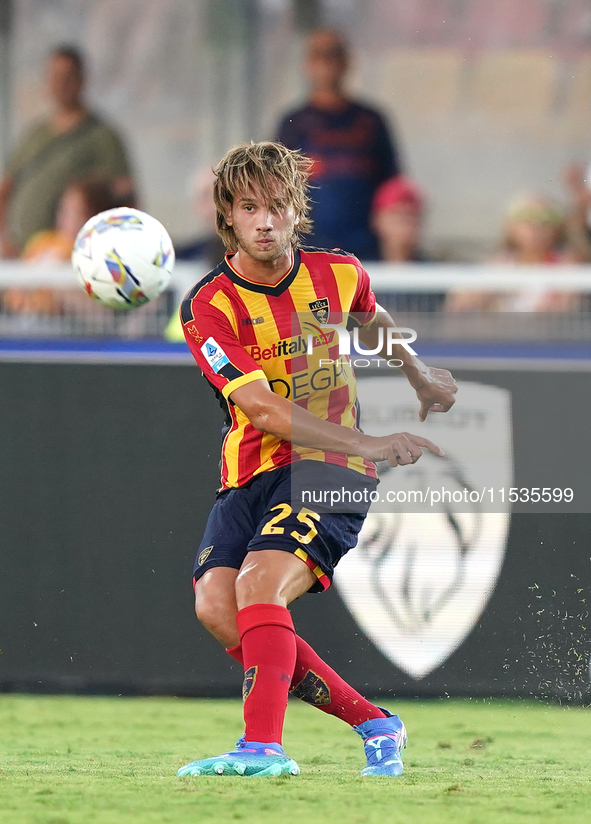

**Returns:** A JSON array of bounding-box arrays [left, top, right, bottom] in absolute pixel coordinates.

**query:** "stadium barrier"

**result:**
[[1, 351, 590, 701], [0, 261, 203, 338], [1, 261, 591, 339]]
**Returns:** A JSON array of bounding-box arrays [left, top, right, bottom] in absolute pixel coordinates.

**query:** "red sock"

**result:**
[[227, 634, 386, 728], [236, 604, 296, 745], [290, 636, 386, 726]]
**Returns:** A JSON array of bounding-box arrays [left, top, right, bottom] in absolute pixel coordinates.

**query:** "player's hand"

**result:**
[[411, 365, 458, 422], [360, 432, 445, 467]]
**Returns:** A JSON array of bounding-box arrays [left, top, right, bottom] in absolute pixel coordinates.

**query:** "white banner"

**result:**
[[334, 378, 513, 680]]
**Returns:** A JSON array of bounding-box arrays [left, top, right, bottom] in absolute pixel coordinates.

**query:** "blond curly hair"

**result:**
[[213, 141, 313, 250]]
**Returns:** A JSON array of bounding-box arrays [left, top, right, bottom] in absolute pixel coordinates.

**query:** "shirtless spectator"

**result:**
[[0, 46, 135, 257], [445, 195, 581, 313], [276, 29, 401, 259]]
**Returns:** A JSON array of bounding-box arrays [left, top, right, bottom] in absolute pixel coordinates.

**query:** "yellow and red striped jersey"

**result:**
[[181, 247, 378, 489]]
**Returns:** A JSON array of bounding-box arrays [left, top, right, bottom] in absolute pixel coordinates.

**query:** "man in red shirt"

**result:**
[[178, 141, 456, 778]]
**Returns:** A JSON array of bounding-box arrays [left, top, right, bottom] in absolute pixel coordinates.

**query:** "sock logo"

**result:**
[[290, 669, 331, 706], [242, 666, 257, 702]]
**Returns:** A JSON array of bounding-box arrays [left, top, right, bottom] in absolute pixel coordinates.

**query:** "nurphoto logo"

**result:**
[[304, 322, 418, 368]]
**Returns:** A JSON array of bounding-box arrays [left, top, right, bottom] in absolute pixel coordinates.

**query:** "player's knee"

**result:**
[[235, 550, 315, 608], [194, 595, 238, 648], [234, 564, 283, 607], [194, 595, 222, 629]]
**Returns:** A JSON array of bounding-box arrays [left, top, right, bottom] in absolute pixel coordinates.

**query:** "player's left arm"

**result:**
[[350, 260, 457, 421], [357, 307, 458, 422]]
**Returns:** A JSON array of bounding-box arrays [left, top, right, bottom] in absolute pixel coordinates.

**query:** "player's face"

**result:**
[[227, 185, 298, 264]]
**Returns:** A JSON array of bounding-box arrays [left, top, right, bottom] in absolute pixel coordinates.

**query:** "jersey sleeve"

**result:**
[[350, 261, 378, 327], [181, 298, 267, 399]]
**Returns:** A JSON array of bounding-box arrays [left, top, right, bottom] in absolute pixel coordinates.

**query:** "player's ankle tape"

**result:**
[[236, 604, 294, 638]]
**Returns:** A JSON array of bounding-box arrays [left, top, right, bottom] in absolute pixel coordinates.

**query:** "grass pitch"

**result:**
[[1, 695, 590, 824]]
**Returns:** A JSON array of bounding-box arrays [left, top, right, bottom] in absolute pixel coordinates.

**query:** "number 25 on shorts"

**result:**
[[261, 504, 320, 545]]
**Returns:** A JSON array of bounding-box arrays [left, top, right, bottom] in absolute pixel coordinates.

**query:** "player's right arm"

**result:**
[[230, 378, 444, 468], [181, 290, 444, 468]]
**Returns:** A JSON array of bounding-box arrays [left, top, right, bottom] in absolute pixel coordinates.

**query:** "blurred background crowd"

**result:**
[[2, 0, 591, 331]]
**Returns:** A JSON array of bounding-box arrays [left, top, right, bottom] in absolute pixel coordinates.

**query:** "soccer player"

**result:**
[[177, 142, 457, 778]]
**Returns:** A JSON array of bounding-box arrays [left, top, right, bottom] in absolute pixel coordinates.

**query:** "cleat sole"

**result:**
[[250, 759, 299, 777], [361, 761, 404, 777], [178, 757, 300, 778], [177, 764, 202, 777]]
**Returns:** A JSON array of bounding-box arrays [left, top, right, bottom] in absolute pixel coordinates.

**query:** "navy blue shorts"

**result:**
[[193, 462, 377, 593]]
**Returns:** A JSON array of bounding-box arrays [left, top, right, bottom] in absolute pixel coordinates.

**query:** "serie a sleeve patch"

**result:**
[[201, 337, 230, 374]]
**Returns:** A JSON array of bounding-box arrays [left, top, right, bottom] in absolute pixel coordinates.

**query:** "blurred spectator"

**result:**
[[445, 195, 581, 312], [371, 176, 444, 313], [174, 167, 226, 267], [493, 195, 569, 266], [371, 176, 430, 263], [23, 178, 119, 262], [164, 166, 226, 342], [276, 29, 401, 259], [0, 45, 135, 258], [563, 162, 591, 263], [2, 178, 119, 315]]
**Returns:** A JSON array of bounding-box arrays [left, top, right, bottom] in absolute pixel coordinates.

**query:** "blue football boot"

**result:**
[[353, 708, 407, 776], [177, 737, 300, 777]]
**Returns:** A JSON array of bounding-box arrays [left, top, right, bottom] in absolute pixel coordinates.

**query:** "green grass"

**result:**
[[0, 695, 590, 824]]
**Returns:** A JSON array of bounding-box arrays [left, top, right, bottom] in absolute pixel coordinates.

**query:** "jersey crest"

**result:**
[[308, 297, 330, 324]]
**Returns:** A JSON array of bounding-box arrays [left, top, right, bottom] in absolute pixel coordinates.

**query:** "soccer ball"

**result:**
[[72, 207, 175, 309]]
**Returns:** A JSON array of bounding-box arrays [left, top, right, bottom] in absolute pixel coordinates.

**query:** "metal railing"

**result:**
[[0, 260, 205, 338], [1, 260, 591, 340]]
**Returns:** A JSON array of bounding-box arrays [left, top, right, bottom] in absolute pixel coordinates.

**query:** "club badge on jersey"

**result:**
[[308, 297, 329, 324]]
